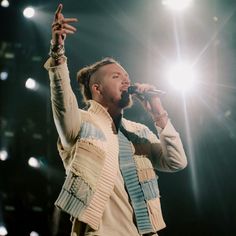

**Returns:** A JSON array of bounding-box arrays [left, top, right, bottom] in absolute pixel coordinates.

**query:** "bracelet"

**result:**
[[153, 111, 168, 128], [48, 40, 65, 60]]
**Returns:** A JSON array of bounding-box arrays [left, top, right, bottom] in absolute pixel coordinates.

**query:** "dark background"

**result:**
[[0, 0, 236, 235]]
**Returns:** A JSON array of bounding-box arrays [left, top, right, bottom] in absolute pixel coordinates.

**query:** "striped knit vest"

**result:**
[[118, 126, 153, 234]]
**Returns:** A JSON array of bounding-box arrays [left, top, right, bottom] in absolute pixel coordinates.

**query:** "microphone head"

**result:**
[[128, 85, 166, 98], [128, 85, 138, 94]]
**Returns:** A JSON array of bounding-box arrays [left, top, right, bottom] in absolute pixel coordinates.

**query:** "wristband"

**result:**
[[48, 40, 65, 60]]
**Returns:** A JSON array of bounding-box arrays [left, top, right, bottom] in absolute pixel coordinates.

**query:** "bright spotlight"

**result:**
[[28, 157, 40, 168], [167, 62, 196, 92], [162, 0, 193, 11], [25, 78, 37, 90], [23, 7, 35, 18], [0, 150, 8, 161], [0, 225, 8, 236], [30, 231, 40, 236], [0, 71, 8, 81], [1, 0, 9, 8]]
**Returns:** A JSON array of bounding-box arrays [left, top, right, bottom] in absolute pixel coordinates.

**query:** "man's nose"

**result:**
[[122, 76, 131, 86]]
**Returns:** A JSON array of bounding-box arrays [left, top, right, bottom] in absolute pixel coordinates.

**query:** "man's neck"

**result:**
[[95, 99, 122, 120], [107, 106, 123, 120], [101, 102, 123, 130]]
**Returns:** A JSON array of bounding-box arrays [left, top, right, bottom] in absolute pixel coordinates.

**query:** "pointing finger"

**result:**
[[54, 4, 63, 20], [55, 3, 63, 14]]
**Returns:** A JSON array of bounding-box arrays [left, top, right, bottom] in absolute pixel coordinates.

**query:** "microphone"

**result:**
[[128, 85, 166, 99]]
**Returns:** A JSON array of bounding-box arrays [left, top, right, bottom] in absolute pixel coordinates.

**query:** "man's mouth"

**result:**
[[120, 86, 129, 92]]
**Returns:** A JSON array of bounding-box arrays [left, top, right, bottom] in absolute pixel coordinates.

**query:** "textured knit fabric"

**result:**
[[71, 170, 142, 236], [118, 128, 153, 234], [44, 59, 187, 235]]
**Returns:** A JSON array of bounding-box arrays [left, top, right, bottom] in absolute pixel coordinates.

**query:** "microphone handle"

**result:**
[[128, 86, 166, 100], [144, 89, 166, 96]]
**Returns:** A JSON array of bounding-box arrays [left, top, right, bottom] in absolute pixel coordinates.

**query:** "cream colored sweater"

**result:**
[[45, 59, 187, 235]]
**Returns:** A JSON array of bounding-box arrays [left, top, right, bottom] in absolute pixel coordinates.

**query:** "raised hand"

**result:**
[[51, 4, 78, 46]]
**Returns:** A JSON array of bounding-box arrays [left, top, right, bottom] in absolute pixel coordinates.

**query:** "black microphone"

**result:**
[[128, 85, 166, 99]]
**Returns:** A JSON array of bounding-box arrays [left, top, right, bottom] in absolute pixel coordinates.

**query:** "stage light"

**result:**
[[30, 231, 39, 236], [162, 0, 193, 11], [28, 157, 40, 168], [0, 71, 8, 81], [1, 0, 9, 8], [25, 78, 38, 90], [0, 150, 8, 161], [167, 62, 196, 92], [23, 7, 35, 18], [0, 225, 8, 236]]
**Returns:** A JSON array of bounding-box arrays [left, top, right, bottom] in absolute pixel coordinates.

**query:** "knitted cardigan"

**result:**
[[45, 59, 187, 234]]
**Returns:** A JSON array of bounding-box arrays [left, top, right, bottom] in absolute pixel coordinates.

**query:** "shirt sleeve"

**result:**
[[44, 58, 81, 151], [151, 119, 187, 172]]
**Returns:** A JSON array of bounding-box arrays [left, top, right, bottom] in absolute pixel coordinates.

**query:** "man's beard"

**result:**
[[118, 91, 133, 109]]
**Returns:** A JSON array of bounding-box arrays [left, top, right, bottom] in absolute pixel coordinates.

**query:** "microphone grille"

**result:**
[[128, 85, 137, 94]]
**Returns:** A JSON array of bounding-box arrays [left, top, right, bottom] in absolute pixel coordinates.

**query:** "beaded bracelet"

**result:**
[[48, 40, 65, 60]]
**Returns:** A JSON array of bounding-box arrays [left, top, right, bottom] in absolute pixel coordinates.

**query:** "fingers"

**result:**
[[54, 4, 63, 20], [54, 4, 78, 23], [54, 29, 76, 35], [52, 4, 78, 45], [52, 15, 78, 36], [134, 83, 156, 93], [136, 96, 152, 112], [63, 18, 78, 23], [56, 3, 63, 14], [63, 23, 77, 32], [52, 22, 77, 32]]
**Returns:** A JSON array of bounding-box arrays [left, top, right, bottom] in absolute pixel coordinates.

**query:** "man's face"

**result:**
[[96, 63, 132, 108]]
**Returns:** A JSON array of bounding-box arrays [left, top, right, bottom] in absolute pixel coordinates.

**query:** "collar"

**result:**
[[88, 100, 123, 132]]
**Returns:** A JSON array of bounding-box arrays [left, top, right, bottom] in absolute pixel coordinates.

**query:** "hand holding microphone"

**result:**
[[128, 83, 168, 128]]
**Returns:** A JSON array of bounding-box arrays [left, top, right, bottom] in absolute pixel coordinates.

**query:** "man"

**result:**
[[45, 4, 187, 236]]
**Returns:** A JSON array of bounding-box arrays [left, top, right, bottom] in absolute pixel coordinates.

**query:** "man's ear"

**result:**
[[91, 83, 102, 96]]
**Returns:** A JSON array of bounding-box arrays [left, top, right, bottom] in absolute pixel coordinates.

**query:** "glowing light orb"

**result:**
[[1, 0, 9, 8], [0, 226, 8, 236], [23, 7, 35, 18], [167, 62, 196, 92], [0, 150, 8, 161], [162, 0, 193, 11], [28, 157, 40, 168], [25, 78, 37, 90]]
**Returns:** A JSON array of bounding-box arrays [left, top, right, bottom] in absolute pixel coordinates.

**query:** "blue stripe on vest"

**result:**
[[79, 122, 106, 140], [118, 127, 153, 234]]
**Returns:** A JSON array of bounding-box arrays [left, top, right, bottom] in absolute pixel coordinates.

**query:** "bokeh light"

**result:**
[[1, 0, 9, 8], [28, 157, 40, 168], [23, 6, 35, 18]]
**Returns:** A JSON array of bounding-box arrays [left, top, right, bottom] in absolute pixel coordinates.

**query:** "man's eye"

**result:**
[[112, 75, 119, 79]]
